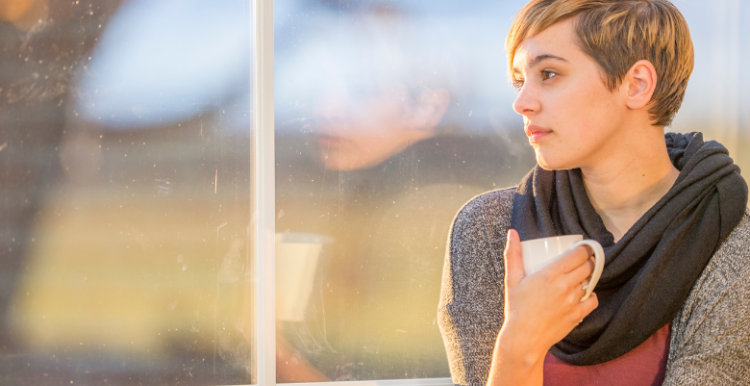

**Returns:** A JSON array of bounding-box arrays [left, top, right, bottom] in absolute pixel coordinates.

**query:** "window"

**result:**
[[1, 0, 748, 385], [273, 2, 534, 382], [1, 0, 256, 384]]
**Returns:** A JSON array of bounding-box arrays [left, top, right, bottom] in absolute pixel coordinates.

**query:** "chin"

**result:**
[[535, 149, 577, 171], [318, 152, 359, 171], [319, 154, 345, 171]]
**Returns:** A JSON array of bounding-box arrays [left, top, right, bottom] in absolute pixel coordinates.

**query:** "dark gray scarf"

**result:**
[[510, 132, 748, 365]]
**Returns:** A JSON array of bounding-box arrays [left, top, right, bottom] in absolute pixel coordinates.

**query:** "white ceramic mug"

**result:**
[[520, 235, 604, 301], [275, 232, 333, 321]]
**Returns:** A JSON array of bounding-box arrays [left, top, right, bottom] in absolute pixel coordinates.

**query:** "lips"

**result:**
[[525, 124, 552, 143]]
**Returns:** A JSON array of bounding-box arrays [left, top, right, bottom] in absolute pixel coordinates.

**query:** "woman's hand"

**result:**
[[502, 228, 599, 356], [276, 325, 331, 382], [487, 229, 599, 386]]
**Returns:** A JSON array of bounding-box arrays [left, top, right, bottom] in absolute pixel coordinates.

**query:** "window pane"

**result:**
[[274, 0, 750, 382], [0, 1, 255, 384], [274, 1, 535, 382]]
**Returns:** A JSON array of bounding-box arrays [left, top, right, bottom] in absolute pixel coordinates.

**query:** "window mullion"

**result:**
[[253, 0, 275, 384]]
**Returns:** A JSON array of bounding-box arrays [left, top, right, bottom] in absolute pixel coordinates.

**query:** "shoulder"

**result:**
[[441, 188, 513, 315], [666, 208, 750, 384], [679, 207, 750, 317], [446, 188, 515, 272], [698, 206, 750, 310], [712, 207, 750, 266], [692, 207, 750, 290], [451, 187, 515, 235]]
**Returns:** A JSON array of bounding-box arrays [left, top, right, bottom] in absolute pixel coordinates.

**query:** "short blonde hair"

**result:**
[[506, 0, 694, 127]]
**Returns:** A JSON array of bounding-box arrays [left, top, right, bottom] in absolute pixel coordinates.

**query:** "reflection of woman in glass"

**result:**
[[275, 11, 534, 382], [439, 1, 750, 385]]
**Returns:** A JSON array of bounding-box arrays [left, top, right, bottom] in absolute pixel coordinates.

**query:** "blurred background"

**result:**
[[0, 0, 748, 384]]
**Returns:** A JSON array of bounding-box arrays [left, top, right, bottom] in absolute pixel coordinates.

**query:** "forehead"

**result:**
[[512, 18, 581, 70]]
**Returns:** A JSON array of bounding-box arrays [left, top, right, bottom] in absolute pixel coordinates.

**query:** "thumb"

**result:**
[[503, 229, 525, 288]]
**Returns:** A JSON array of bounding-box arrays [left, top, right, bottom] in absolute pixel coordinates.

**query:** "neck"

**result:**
[[580, 125, 679, 242]]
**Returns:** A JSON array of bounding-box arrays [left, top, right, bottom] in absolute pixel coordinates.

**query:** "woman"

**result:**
[[438, 1, 750, 385]]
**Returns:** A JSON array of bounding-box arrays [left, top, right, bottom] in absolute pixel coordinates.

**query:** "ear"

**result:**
[[405, 88, 451, 131], [622, 60, 657, 111]]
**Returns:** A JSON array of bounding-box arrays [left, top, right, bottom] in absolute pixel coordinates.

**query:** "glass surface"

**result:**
[[0, 0, 255, 384], [274, 0, 750, 382], [274, 1, 536, 382]]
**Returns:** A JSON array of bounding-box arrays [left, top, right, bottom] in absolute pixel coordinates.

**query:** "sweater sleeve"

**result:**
[[438, 189, 512, 386], [663, 212, 750, 385]]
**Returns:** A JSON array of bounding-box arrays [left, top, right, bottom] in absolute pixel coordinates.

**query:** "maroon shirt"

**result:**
[[543, 324, 671, 386]]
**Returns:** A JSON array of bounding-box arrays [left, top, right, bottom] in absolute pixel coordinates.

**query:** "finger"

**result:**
[[565, 257, 596, 286], [578, 292, 599, 316], [546, 245, 592, 274], [503, 229, 525, 288]]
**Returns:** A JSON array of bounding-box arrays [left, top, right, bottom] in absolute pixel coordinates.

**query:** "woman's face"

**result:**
[[312, 84, 417, 171], [511, 19, 628, 171], [312, 82, 447, 171]]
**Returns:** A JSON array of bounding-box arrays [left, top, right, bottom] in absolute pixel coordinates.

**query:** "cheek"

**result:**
[[536, 84, 621, 169], [555, 84, 618, 141]]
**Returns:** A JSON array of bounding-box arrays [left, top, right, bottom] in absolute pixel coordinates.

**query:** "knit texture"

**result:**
[[438, 188, 750, 386]]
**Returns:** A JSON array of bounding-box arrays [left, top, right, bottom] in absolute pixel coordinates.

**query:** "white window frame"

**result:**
[[251, 1, 454, 385], [253, 0, 276, 384]]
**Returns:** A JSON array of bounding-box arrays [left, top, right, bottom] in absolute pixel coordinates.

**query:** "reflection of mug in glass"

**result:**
[[275, 233, 333, 322], [520, 235, 604, 301]]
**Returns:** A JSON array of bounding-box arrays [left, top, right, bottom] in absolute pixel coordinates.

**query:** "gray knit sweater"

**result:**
[[438, 187, 750, 386]]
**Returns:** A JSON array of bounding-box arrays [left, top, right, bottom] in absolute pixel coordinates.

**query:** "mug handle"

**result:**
[[571, 239, 605, 301]]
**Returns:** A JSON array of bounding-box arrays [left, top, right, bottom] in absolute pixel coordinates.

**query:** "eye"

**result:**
[[541, 70, 558, 81], [512, 78, 525, 91]]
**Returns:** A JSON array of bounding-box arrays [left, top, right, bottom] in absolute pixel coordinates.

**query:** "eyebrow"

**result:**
[[512, 54, 569, 75]]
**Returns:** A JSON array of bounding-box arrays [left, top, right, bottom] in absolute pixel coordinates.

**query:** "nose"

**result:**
[[512, 83, 541, 117]]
